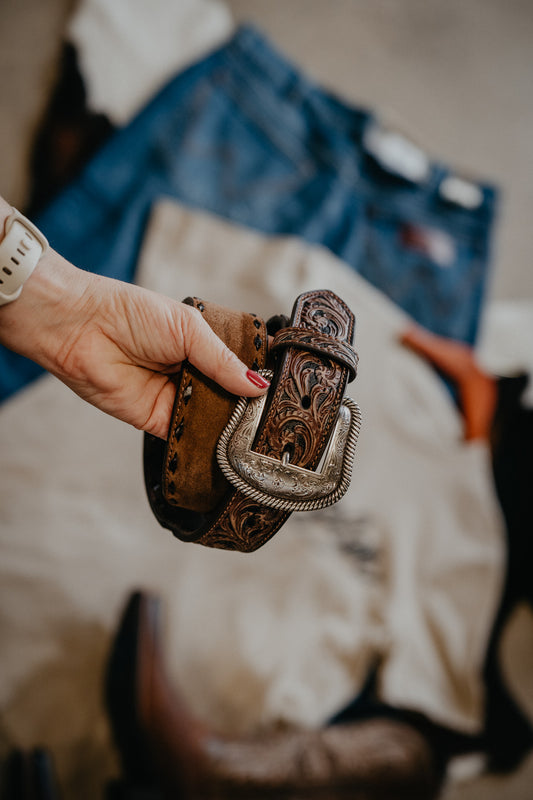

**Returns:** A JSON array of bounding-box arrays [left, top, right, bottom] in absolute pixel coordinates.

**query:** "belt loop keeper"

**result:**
[[270, 326, 358, 382]]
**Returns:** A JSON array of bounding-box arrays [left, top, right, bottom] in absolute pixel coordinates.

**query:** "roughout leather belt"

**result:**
[[144, 289, 361, 553]]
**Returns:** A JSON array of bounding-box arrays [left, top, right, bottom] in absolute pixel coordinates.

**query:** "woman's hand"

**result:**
[[0, 202, 269, 439]]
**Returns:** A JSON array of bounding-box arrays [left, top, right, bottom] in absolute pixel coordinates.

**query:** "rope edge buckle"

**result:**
[[216, 371, 362, 512]]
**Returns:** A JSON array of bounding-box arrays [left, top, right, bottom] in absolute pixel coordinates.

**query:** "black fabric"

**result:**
[[0, 748, 63, 800], [483, 375, 533, 770], [27, 43, 114, 217]]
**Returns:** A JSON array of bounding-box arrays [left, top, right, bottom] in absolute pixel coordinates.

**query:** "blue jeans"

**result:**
[[1, 25, 497, 401]]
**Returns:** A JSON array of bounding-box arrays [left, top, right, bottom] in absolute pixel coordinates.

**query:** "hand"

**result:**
[[0, 204, 269, 439]]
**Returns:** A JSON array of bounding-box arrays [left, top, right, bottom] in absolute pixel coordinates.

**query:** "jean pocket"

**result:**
[[156, 75, 313, 212], [359, 204, 486, 341]]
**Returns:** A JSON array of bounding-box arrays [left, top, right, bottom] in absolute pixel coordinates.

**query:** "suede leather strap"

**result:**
[[164, 298, 268, 512], [144, 289, 357, 552]]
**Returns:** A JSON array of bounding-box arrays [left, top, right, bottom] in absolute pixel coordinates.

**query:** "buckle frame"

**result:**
[[216, 372, 362, 512]]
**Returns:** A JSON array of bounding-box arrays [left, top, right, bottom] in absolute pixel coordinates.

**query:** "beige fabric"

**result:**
[[136, 200, 505, 734], [0, 255, 382, 795], [0, 379, 383, 798], [0, 200, 505, 798]]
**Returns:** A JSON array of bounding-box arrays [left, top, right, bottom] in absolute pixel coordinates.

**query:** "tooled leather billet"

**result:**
[[144, 290, 361, 552]]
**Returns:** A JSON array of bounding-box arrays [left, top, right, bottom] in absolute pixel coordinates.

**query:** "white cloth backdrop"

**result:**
[[0, 198, 510, 798]]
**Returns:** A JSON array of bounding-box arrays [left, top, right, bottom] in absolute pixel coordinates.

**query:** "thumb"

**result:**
[[184, 307, 270, 398]]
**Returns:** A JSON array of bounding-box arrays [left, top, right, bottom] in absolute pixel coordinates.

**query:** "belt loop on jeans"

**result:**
[[144, 289, 361, 552]]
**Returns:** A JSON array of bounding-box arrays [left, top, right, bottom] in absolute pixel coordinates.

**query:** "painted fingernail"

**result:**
[[246, 369, 270, 389]]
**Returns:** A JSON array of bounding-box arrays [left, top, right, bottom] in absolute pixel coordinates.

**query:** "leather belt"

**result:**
[[144, 289, 361, 552]]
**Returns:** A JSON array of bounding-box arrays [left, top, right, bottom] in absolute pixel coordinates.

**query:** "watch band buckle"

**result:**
[[216, 371, 362, 513]]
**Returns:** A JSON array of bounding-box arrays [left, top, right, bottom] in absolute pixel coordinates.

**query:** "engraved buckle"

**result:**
[[216, 372, 362, 512]]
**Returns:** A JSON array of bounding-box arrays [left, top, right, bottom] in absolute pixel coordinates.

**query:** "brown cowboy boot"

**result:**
[[202, 719, 440, 799], [105, 591, 441, 799]]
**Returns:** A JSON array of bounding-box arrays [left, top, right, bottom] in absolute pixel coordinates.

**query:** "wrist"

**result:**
[[0, 213, 93, 374]]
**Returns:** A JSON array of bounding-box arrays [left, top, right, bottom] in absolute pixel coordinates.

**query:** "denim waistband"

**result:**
[[220, 27, 496, 239], [77, 24, 496, 243], [1, 25, 498, 401]]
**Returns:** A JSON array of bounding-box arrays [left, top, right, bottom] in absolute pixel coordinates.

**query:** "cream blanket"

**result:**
[[0, 201, 506, 798]]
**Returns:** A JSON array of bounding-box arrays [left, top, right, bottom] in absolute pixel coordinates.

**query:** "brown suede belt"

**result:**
[[144, 289, 361, 552]]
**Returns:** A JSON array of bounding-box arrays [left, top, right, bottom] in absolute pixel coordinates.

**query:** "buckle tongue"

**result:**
[[216, 373, 362, 512]]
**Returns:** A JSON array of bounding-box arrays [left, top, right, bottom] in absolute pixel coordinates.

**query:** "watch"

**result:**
[[0, 207, 49, 306]]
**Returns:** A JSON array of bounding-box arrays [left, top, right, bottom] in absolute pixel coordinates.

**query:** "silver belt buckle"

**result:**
[[216, 371, 362, 512]]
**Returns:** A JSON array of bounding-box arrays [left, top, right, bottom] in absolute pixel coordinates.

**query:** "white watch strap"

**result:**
[[0, 208, 49, 306]]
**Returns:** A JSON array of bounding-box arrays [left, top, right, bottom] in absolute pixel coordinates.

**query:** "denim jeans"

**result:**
[[1, 25, 497, 401]]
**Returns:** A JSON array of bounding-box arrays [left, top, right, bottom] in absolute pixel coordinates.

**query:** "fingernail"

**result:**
[[246, 369, 270, 389]]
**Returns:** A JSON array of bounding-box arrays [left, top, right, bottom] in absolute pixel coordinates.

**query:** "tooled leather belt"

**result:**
[[144, 289, 361, 552]]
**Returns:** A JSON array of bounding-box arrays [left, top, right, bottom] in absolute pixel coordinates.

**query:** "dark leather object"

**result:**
[[144, 289, 358, 552], [105, 591, 208, 798], [0, 749, 62, 800], [105, 590, 442, 800]]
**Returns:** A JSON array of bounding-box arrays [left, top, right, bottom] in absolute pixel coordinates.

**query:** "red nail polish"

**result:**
[[246, 369, 270, 389]]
